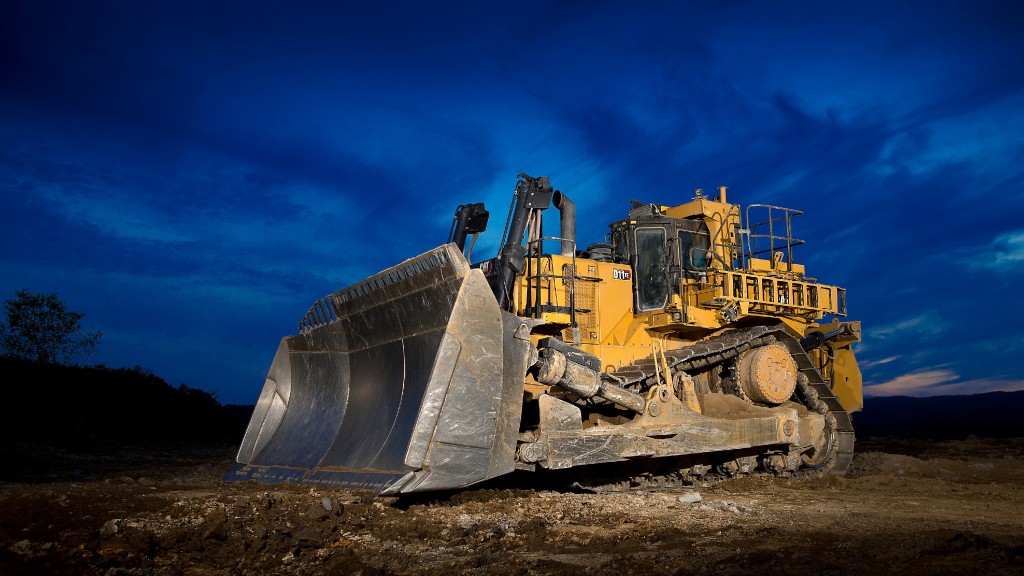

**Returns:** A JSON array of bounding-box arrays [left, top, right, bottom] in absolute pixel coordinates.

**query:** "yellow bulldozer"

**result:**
[[228, 174, 862, 494]]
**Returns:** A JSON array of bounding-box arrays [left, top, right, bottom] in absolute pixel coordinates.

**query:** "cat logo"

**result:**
[[613, 269, 631, 281]]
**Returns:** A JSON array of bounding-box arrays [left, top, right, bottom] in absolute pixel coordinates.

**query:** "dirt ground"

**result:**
[[2, 437, 1023, 576]]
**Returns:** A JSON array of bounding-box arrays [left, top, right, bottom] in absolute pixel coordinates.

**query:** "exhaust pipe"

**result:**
[[552, 190, 576, 257]]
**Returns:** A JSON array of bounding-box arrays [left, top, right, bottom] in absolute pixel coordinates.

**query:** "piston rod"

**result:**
[[533, 347, 647, 413]]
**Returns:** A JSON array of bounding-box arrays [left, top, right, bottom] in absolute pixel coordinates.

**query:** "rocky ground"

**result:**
[[2, 437, 1024, 575]]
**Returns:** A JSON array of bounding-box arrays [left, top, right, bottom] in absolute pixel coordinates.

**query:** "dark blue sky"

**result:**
[[2, 1, 1023, 403]]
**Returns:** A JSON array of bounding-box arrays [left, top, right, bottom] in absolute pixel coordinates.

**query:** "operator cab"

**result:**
[[609, 202, 711, 313]]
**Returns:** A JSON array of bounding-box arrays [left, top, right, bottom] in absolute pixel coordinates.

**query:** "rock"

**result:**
[[717, 500, 752, 514], [200, 508, 229, 541], [101, 519, 121, 537], [456, 514, 479, 529], [320, 497, 333, 512], [203, 522, 228, 541], [304, 503, 330, 521], [123, 526, 157, 555], [230, 501, 250, 517], [494, 517, 518, 536], [137, 477, 157, 487], [676, 492, 703, 504], [292, 528, 322, 548]]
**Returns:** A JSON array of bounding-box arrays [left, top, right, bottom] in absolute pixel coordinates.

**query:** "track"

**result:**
[[601, 324, 854, 482]]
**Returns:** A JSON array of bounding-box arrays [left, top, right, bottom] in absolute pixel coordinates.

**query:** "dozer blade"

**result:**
[[225, 244, 533, 494]]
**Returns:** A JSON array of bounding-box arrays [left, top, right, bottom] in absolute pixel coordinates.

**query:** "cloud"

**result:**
[[863, 370, 957, 396], [869, 313, 947, 341], [970, 230, 1024, 272], [865, 369, 1024, 397], [858, 355, 900, 368]]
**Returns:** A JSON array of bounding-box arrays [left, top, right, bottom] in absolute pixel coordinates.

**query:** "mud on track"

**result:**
[[2, 438, 1024, 575]]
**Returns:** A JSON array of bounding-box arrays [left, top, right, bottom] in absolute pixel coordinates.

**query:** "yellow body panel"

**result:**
[[747, 258, 806, 275], [831, 346, 863, 412]]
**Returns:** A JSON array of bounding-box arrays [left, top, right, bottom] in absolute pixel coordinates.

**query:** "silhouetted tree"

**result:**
[[0, 289, 103, 365]]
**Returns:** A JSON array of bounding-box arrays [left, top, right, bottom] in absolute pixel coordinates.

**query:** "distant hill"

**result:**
[[855, 390, 1024, 439], [4, 355, 1019, 447], [0, 357, 249, 446]]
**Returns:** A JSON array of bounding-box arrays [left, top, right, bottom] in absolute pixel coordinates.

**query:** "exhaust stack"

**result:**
[[552, 190, 576, 257]]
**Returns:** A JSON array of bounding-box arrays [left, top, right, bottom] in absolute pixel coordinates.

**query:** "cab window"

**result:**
[[635, 228, 668, 311], [612, 229, 629, 262], [678, 222, 711, 272]]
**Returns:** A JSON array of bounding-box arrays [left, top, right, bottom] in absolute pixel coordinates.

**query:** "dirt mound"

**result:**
[[849, 451, 1024, 484]]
